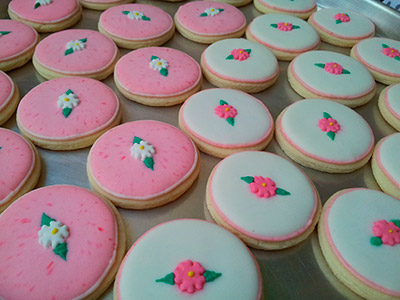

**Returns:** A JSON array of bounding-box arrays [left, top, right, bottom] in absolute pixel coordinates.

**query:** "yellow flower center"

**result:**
[[262, 183, 266, 187], [135, 12, 139, 15], [284, 23, 288, 26], [225, 107, 229, 111], [341, 14, 344, 16], [157, 61, 162, 65], [140, 145, 145, 150], [329, 122, 333, 126], [64, 98, 69, 102], [389, 229, 393, 233], [334, 64, 337, 67], [188, 271, 194, 277], [391, 50, 394, 53], [52, 228, 59, 235], [75, 43, 79, 46], [211, 8, 214, 11], [239, 50, 243, 54]]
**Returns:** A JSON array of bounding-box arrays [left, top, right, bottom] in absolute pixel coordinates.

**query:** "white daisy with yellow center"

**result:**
[[131, 136, 155, 170], [128, 10, 144, 20], [150, 57, 168, 71], [57, 89, 79, 118], [34, 0, 51, 9], [65, 38, 87, 56], [38, 220, 69, 249], [201, 7, 224, 17]]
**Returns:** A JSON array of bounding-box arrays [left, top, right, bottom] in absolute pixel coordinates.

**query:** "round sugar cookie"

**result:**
[[87, 120, 200, 209], [0, 20, 39, 72], [254, 0, 316, 20], [211, 0, 252, 7], [80, 0, 133, 11], [319, 188, 400, 300], [308, 8, 375, 48], [0, 71, 20, 126], [115, 219, 262, 299], [275, 99, 374, 173], [201, 38, 279, 93], [351, 37, 400, 85], [33, 29, 119, 81], [17, 77, 121, 150], [207, 151, 321, 250], [114, 47, 202, 106], [378, 84, 400, 131], [8, 0, 82, 33], [0, 128, 40, 212], [0, 185, 126, 300], [179, 88, 274, 158], [288, 50, 376, 107], [174, 1, 246, 44], [246, 13, 320, 61], [98, 4, 174, 49]]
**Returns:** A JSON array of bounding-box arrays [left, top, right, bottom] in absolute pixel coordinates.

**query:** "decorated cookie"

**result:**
[[179, 88, 274, 158], [0, 20, 39, 72], [0, 128, 41, 212], [378, 83, 400, 131], [114, 47, 202, 106], [288, 50, 376, 107], [98, 4, 175, 49], [80, 0, 134, 11], [201, 38, 279, 93], [319, 188, 400, 300], [254, 0, 316, 19], [174, 1, 246, 44], [87, 120, 200, 209], [16, 77, 121, 150], [275, 99, 374, 173], [246, 14, 320, 61], [0, 71, 20, 125], [8, 0, 82, 33], [308, 8, 375, 47], [0, 185, 126, 299], [351, 37, 400, 85], [115, 219, 262, 299], [33, 29, 119, 81], [207, 151, 321, 250], [211, 0, 252, 7]]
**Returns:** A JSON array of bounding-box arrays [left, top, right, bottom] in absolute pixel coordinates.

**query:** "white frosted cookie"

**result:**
[[254, 0, 316, 19], [378, 84, 400, 131], [246, 14, 320, 61], [0, 71, 19, 126], [275, 99, 374, 173], [201, 38, 279, 93], [179, 88, 274, 158], [288, 50, 376, 107], [308, 8, 375, 47], [351, 37, 400, 85], [207, 151, 321, 250], [115, 219, 262, 299], [319, 188, 400, 300]]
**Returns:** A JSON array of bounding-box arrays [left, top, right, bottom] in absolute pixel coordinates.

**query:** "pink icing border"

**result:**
[[180, 88, 274, 148], [209, 151, 319, 241], [258, 0, 316, 13], [384, 85, 400, 120], [115, 218, 263, 300], [324, 188, 400, 296], [0, 71, 15, 111], [375, 134, 400, 190]]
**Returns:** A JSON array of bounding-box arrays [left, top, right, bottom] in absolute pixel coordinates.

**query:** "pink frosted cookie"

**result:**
[[87, 120, 200, 209], [319, 188, 400, 300], [80, 0, 134, 11], [201, 38, 279, 93], [351, 37, 400, 85], [8, 0, 82, 33], [33, 29, 119, 80], [275, 99, 374, 173], [179, 88, 274, 158], [114, 47, 202, 106], [0, 71, 20, 125], [115, 219, 262, 299], [16, 77, 121, 150], [254, 0, 316, 20], [98, 4, 175, 49], [0, 185, 126, 299], [174, 1, 246, 44], [0, 20, 39, 72], [0, 128, 40, 212], [378, 83, 400, 131]]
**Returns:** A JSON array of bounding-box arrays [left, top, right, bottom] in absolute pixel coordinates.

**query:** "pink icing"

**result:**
[[115, 47, 201, 97], [324, 62, 343, 75], [372, 220, 400, 246], [0, 71, 14, 110], [175, 1, 246, 36], [334, 13, 350, 23], [0, 129, 35, 205], [8, 0, 79, 23], [382, 47, 400, 58], [318, 118, 340, 133], [174, 260, 206, 294], [99, 4, 173, 40], [0, 185, 118, 300], [277, 22, 293, 31], [88, 120, 198, 200], [0, 20, 38, 61], [34, 29, 117, 74], [215, 104, 237, 119], [384, 85, 400, 121], [230, 48, 250, 61], [249, 176, 277, 198], [375, 134, 400, 190], [17, 77, 119, 140]]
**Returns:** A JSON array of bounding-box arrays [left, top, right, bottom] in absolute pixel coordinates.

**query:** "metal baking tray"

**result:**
[[1, 0, 399, 299]]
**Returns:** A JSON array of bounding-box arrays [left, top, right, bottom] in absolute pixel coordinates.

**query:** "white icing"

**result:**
[[280, 99, 373, 163], [38, 221, 69, 249], [210, 151, 317, 239], [66, 39, 86, 52], [182, 89, 272, 146], [35, 0, 52, 6], [130, 140, 155, 160], [327, 189, 400, 293], [312, 8, 374, 39], [355, 37, 400, 76], [386, 84, 400, 119], [117, 219, 261, 299], [57, 90, 79, 109], [377, 133, 400, 188], [126, 11, 144, 20], [249, 14, 319, 52], [150, 57, 168, 71], [203, 38, 278, 81], [259, 0, 315, 12], [203, 8, 223, 16], [292, 50, 375, 98]]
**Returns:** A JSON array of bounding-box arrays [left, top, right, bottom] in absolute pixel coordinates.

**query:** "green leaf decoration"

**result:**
[[314, 63, 325, 69], [62, 107, 72, 118], [144, 157, 154, 170], [391, 220, 400, 228], [226, 117, 235, 126], [276, 188, 290, 196], [226, 54, 234, 60], [370, 236, 382, 246], [142, 16, 151, 21], [122, 11, 129, 15], [327, 131, 336, 141], [395, 56, 400, 61], [0, 31, 11, 35], [34, 2, 40, 9], [244, 49, 251, 54], [240, 176, 254, 184], [66, 89, 73, 95], [292, 25, 300, 29], [53, 242, 68, 261], [151, 55, 159, 61], [323, 112, 332, 119], [342, 69, 351, 74], [220, 100, 229, 105], [41, 213, 56, 227], [80, 38, 87, 43], [218, 8, 224, 12], [336, 20, 342, 24], [382, 44, 389, 48], [133, 136, 143, 144], [156, 272, 175, 285], [200, 12, 208, 17], [270, 24, 278, 28], [64, 48, 73, 56], [204, 270, 222, 282], [160, 68, 168, 77]]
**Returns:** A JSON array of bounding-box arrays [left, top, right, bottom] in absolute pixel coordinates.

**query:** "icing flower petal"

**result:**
[[324, 62, 344, 75], [249, 176, 277, 198], [130, 141, 155, 161], [57, 91, 79, 109], [215, 104, 237, 119], [334, 13, 350, 23], [38, 221, 69, 249], [202, 7, 223, 17], [150, 58, 168, 71], [318, 117, 340, 133], [382, 47, 400, 58], [173, 260, 206, 294], [227, 48, 251, 61], [277, 22, 293, 31], [372, 220, 400, 246]]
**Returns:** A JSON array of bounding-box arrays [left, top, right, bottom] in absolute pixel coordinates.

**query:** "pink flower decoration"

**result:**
[[277, 22, 293, 31], [230, 48, 250, 61], [372, 220, 400, 246], [382, 47, 400, 58], [324, 62, 343, 75], [334, 13, 350, 23], [249, 176, 277, 198], [318, 118, 340, 133], [173, 260, 206, 294], [215, 104, 237, 119]]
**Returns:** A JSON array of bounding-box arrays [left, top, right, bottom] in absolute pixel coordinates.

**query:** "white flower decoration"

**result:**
[[38, 221, 69, 249], [204, 7, 222, 16], [131, 141, 155, 161], [57, 91, 79, 109], [66, 39, 86, 52], [150, 58, 168, 71], [36, 0, 52, 6], [128, 11, 144, 20]]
